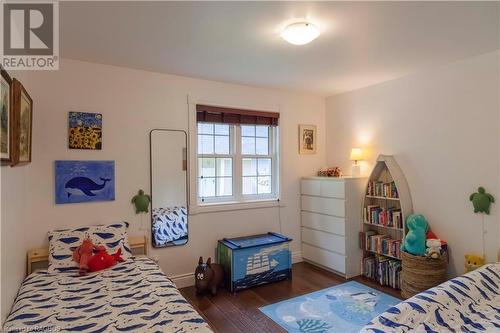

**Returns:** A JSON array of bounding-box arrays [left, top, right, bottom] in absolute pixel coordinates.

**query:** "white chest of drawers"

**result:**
[[301, 176, 366, 278]]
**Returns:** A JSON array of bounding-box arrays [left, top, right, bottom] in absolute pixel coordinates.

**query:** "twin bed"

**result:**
[[4, 257, 211, 333], [3, 224, 211, 333], [361, 262, 500, 332]]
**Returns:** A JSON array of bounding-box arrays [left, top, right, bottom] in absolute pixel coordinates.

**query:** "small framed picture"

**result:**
[[68, 112, 102, 150], [1, 68, 13, 164], [299, 124, 316, 154], [12, 79, 33, 165]]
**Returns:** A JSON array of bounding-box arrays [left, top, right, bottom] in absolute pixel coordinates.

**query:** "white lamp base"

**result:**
[[351, 164, 361, 177]]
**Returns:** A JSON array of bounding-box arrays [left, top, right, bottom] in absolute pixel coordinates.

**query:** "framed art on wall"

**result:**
[[1, 68, 12, 164], [55, 160, 115, 204], [299, 124, 316, 154], [69, 112, 102, 150], [12, 79, 33, 165]]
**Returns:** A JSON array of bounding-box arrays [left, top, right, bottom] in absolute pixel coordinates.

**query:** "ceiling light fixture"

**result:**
[[281, 22, 320, 45]]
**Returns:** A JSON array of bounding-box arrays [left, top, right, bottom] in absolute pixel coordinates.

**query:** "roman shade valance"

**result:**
[[196, 104, 279, 126]]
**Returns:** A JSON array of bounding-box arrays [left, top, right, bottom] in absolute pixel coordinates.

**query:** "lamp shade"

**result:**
[[349, 148, 363, 161], [281, 22, 320, 45]]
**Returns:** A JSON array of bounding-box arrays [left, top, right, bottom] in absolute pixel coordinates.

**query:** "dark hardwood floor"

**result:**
[[180, 261, 402, 333]]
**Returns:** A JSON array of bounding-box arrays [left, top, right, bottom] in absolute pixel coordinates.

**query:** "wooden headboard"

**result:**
[[27, 235, 148, 275]]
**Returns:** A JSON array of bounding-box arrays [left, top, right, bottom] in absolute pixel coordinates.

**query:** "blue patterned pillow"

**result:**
[[47, 222, 132, 273]]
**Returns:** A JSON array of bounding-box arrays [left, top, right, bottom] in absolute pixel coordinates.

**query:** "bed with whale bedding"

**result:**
[[360, 262, 500, 333], [3, 257, 212, 333]]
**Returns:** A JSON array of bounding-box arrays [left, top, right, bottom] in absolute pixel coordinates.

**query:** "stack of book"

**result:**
[[362, 255, 402, 289], [380, 238, 402, 258], [366, 181, 399, 198], [362, 256, 377, 280], [359, 231, 402, 259], [364, 206, 403, 229]]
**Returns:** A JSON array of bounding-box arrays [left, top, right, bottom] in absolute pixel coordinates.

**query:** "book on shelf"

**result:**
[[366, 180, 399, 198], [359, 230, 376, 251], [362, 255, 402, 289], [359, 231, 402, 259], [363, 206, 403, 229]]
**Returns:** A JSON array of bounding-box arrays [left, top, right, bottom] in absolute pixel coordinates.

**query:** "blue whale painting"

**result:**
[[55, 161, 115, 204]]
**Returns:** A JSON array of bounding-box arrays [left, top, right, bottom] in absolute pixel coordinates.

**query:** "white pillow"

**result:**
[[47, 222, 132, 273]]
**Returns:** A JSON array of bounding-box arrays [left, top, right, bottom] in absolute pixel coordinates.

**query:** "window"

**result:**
[[196, 105, 279, 204], [197, 123, 233, 198], [241, 125, 272, 195]]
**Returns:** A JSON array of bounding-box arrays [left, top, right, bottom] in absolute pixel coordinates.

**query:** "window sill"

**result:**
[[190, 199, 284, 215]]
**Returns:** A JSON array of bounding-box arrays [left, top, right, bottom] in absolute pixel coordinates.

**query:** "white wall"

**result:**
[[1, 71, 31, 322], [1, 166, 28, 322], [326, 51, 500, 276], [0, 59, 326, 321]]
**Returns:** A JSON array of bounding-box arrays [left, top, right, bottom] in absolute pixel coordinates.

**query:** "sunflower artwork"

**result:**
[[68, 112, 102, 150]]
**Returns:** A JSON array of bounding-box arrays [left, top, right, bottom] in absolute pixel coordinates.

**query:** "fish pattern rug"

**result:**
[[260, 281, 400, 333]]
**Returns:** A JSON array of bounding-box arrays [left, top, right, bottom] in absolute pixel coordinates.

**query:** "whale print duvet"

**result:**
[[3, 257, 212, 333], [361, 263, 500, 333], [152, 206, 188, 247]]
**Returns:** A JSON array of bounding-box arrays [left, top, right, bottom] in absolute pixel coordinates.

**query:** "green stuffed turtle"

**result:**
[[469, 187, 495, 214], [131, 189, 151, 213]]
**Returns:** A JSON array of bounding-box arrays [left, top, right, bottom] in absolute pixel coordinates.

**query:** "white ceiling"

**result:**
[[61, 1, 499, 96]]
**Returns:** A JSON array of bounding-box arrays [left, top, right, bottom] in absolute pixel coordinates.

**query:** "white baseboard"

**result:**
[[170, 251, 303, 289], [292, 250, 303, 263], [170, 272, 195, 289]]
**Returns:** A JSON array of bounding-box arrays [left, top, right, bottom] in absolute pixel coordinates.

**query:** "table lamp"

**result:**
[[350, 148, 363, 177]]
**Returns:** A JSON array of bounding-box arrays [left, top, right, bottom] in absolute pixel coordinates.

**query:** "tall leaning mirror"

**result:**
[[150, 129, 188, 247]]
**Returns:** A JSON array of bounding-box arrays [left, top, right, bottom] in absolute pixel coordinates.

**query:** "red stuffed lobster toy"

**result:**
[[72, 237, 124, 275]]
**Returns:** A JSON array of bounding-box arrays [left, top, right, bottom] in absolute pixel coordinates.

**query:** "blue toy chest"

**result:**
[[217, 232, 292, 292]]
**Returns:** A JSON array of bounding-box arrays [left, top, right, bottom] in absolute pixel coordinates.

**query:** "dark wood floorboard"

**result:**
[[180, 261, 402, 333]]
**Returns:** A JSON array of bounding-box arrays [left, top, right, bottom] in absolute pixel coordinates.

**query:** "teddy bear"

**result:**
[[400, 214, 429, 256], [464, 254, 485, 273], [72, 237, 99, 275], [425, 239, 442, 259]]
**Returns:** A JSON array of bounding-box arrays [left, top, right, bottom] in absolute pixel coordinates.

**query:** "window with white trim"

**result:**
[[196, 107, 279, 204]]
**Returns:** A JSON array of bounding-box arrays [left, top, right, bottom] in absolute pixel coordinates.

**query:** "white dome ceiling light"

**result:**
[[281, 21, 320, 45]]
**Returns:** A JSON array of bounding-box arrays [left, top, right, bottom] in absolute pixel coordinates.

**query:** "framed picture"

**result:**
[[1, 68, 13, 164], [55, 160, 115, 204], [299, 124, 316, 154], [12, 79, 33, 165], [68, 112, 102, 150]]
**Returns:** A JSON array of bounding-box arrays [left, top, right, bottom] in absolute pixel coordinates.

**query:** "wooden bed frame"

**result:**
[[27, 235, 148, 275]]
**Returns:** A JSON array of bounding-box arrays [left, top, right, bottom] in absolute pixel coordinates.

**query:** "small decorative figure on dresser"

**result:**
[[195, 257, 224, 295], [317, 167, 342, 177]]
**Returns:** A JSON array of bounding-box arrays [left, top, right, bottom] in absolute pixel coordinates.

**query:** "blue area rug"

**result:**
[[259, 281, 400, 333]]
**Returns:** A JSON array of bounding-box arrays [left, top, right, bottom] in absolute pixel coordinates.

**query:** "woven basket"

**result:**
[[401, 251, 448, 299]]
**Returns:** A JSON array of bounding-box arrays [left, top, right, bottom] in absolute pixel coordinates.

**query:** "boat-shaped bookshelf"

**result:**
[[360, 155, 413, 289]]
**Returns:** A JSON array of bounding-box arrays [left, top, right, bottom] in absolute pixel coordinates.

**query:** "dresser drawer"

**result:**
[[301, 179, 320, 196], [302, 243, 346, 274], [301, 196, 345, 217], [320, 181, 345, 198], [301, 211, 345, 236], [302, 227, 346, 255]]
